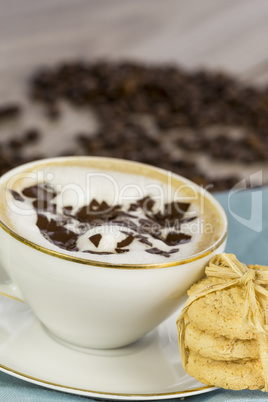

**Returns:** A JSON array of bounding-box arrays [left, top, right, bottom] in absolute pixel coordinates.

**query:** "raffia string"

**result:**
[[176, 253, 268, 392]]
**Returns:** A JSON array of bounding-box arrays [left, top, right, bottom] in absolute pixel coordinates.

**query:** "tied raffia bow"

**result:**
[[176, 253, 268, 392]]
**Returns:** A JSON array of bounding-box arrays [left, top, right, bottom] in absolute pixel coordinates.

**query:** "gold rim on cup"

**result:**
[[0, 156, 228, 270]]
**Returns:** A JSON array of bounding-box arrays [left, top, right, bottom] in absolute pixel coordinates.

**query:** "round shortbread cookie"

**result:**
[[186, 277, 266, 340], [184, 322, 259, 360], [186, 351, 264, 390]]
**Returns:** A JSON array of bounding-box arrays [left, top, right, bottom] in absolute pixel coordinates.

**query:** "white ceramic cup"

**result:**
[[0, 157, 227, 349]]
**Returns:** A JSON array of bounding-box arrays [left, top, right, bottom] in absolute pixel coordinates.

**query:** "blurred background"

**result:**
[[1, 0, 268, 191]]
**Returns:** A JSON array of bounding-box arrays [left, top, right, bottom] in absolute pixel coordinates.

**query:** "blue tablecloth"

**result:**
[[1, 185, 267, 401]]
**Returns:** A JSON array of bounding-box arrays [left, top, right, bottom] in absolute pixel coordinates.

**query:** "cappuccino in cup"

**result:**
[[0, 157, 227, 349], [4, 158, 222, 265]]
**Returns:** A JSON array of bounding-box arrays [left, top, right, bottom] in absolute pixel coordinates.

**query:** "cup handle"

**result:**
[[0, 263, 25, 302]]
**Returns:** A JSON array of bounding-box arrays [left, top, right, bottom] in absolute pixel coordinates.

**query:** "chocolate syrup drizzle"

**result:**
[[10, 183, 197, 258]]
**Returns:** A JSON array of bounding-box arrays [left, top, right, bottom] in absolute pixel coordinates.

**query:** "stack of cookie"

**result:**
[[180, 275, 266, 390]]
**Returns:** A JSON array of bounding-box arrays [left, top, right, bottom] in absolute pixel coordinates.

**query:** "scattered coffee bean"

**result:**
[[46, 104, 61, 120], [0, 104, 21, 122], [8, 138, 23, 149], [2, 60, 268, 192], [29, 60, 268, 191], [23, 128, 40, 144]]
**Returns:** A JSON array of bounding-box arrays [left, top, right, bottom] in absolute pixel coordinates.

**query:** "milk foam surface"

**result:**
[[5, 164, 220, 264]]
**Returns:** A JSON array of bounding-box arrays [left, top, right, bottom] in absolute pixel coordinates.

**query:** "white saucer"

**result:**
[[0, 294, 215, 400]]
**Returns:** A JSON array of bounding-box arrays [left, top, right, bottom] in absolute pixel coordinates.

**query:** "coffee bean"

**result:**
[[46, 104, 61, 120], [8, 138, 23, 149], [0, 104, 21, 122], [23, 128, 40, 143]]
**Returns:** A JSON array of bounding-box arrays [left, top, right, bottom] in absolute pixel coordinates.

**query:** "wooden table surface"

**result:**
[[2, 0, 268, 89], [0, 0, 268, 183]]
